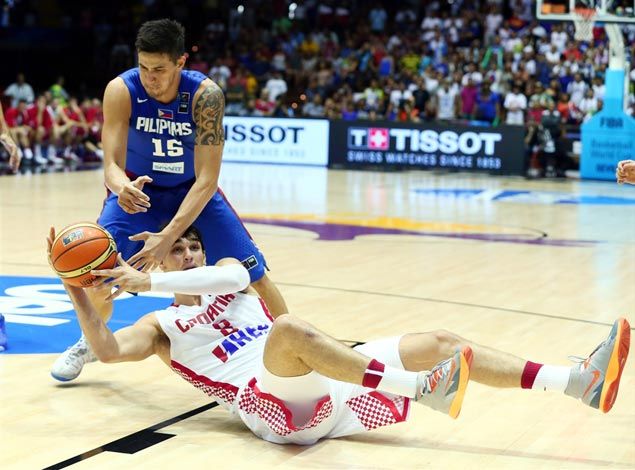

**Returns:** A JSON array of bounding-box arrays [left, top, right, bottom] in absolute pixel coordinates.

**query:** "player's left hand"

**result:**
[[126, 230, 173, 272], [91, 253, 151, 300], [1, 135, 21, 173]]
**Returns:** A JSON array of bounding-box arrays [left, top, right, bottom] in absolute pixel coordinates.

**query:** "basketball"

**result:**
[[49, 223, 117, 287]]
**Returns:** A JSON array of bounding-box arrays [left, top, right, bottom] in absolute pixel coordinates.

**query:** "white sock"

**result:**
[[533, 365, 571, 392], [24, 147, 33, 159], [363, 359, 419, 398]]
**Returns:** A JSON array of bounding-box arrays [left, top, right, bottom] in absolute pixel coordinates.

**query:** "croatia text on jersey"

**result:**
[[172, 293, 272, 363]]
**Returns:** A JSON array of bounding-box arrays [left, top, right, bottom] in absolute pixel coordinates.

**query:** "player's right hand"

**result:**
[[118, 175, 153, 214], [616, 160, 635, 185], [91, 253, 151, 300]]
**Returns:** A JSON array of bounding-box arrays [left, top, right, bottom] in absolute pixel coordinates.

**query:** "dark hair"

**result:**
[[181, 226, 205, 252], [135, 19, 185, 61]]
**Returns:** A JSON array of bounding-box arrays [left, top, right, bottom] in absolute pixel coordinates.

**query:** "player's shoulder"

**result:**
[[104, 77, 132, 102], [193, 78, 223, 101]]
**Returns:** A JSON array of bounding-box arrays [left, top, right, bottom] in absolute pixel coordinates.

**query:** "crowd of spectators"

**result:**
[[1, 73, 103, 166], [183, 1, 635, 129], [3, 0, 635, 175]]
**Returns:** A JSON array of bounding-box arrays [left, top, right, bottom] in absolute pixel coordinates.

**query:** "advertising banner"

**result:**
[[328, 120, 526, 175], [580, 69, 635, 180], [222, 116, 329, 166]]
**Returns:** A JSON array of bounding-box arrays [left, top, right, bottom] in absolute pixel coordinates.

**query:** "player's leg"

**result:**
[[398, 318, 630, 413], [398, 329, 525, 387], [195, 189, 288, 316], [33, 126, 48, 164], [263, 315, 471, 418]]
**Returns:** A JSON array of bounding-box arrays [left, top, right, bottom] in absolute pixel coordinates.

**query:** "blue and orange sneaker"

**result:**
[[0, 313, 7, 352], [414, 346, 473, 419], [565, 318, 630, 413]]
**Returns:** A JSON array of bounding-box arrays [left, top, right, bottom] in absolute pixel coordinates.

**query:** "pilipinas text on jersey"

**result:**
[[119, 68, 208, 187]]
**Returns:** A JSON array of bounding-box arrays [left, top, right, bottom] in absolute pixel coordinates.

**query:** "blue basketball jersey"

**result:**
[[120, 68, 207, 187]]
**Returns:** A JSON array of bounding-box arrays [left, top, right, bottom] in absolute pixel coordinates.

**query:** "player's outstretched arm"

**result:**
[[92, 254, 250, 299], [47, 227, 160, 363], [163, 79, 224, 233], [65, 283, 161, 363]]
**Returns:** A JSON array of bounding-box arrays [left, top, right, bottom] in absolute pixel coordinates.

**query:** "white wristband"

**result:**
[[150, 264, 250, 295]]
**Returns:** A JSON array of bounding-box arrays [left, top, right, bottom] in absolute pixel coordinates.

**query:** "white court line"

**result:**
[[3, 314, 70, 326]]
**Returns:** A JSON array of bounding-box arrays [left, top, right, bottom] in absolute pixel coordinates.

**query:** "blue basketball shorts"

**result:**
[[97, 180, 267, 283]]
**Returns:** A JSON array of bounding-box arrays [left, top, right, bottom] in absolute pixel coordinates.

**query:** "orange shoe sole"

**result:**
[[448, 346, 473, 419], [600, 318, 630, 413]]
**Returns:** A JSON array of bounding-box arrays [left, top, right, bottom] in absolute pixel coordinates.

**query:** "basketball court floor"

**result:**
[[0, 163, 633, 469]]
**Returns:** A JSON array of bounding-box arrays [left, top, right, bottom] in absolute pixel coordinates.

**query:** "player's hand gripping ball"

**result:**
[[49, 223, 117, 287]]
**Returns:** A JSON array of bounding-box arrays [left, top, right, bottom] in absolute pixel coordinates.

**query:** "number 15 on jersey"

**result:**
[[152, 138, 184, 157]]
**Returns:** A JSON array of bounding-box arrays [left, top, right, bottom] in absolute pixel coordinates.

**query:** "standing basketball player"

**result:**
[[51, 19, 287, 381], [47, 226, 630, 445], [0, 102, 21, 172]]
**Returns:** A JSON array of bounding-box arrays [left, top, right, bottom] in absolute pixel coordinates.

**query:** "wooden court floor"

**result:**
[[0, 163, 634, 469]]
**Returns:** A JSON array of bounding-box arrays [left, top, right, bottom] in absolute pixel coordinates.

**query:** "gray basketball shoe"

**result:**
[[414, 346, 473, 419], [565, 318, 630, 413]]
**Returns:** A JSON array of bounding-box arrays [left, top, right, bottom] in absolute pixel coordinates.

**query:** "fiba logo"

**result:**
[[348, 128, 389, 150]]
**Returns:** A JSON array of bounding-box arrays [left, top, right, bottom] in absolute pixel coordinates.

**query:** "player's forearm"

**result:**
[[150, 264, 249, 295], [64, 285, 122, 362], [103, 160, 131, 195], [162, 178, 217, 238]]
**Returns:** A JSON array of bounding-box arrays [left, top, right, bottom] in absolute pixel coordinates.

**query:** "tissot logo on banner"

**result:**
[[331, 121, 525, 175], [222, 116, 329, 166], [348, 127, 502, 154], [349, 128, 390, 150]]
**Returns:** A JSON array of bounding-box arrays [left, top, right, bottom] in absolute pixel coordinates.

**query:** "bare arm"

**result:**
[[162, 79, 224, 239], [102, 78, 152, 214], [64, 283, 161, 363], [102, 78, 133, 195]]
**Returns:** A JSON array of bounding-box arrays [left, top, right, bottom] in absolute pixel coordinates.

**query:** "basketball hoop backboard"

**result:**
[[537, 0, 635, 22]]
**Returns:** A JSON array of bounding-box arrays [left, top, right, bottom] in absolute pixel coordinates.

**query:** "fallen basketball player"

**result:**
[[47, 225, 630, 445]]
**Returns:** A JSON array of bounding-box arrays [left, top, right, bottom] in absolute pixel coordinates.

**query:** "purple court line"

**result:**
[[242, 218, 599, 247]]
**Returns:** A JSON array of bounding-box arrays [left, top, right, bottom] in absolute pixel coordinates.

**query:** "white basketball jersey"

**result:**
[[154, 292, 273, 412]]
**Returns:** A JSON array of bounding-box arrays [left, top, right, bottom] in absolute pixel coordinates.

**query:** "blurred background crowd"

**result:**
[[1, 0, 634, 174]]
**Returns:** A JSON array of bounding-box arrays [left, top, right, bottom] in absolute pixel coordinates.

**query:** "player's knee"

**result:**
[[430, 329, 463, 355], [269, 315, 310, 345]]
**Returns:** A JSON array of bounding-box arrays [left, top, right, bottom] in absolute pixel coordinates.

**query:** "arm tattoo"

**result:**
[[194, 82, 225, 145]]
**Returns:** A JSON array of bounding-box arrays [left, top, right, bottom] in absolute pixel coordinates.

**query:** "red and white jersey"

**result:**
[[25, 104, 54, 130], [154, 292, 274, 413]]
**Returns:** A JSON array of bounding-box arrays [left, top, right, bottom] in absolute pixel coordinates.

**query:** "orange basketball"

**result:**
[[50, 223, 117, 287]]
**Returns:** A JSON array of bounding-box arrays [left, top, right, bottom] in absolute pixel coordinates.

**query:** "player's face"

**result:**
[[137, 52, 185, 100], [161, 237, 205, 272]]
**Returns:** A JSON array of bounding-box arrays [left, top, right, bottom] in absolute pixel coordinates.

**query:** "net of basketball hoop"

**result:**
[[573, 7, 596, 41]]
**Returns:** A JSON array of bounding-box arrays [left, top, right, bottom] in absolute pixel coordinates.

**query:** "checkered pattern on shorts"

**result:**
[[346, 391, 409, 431], [238, 378, 334, 436], [171, 361, 238, 406]]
